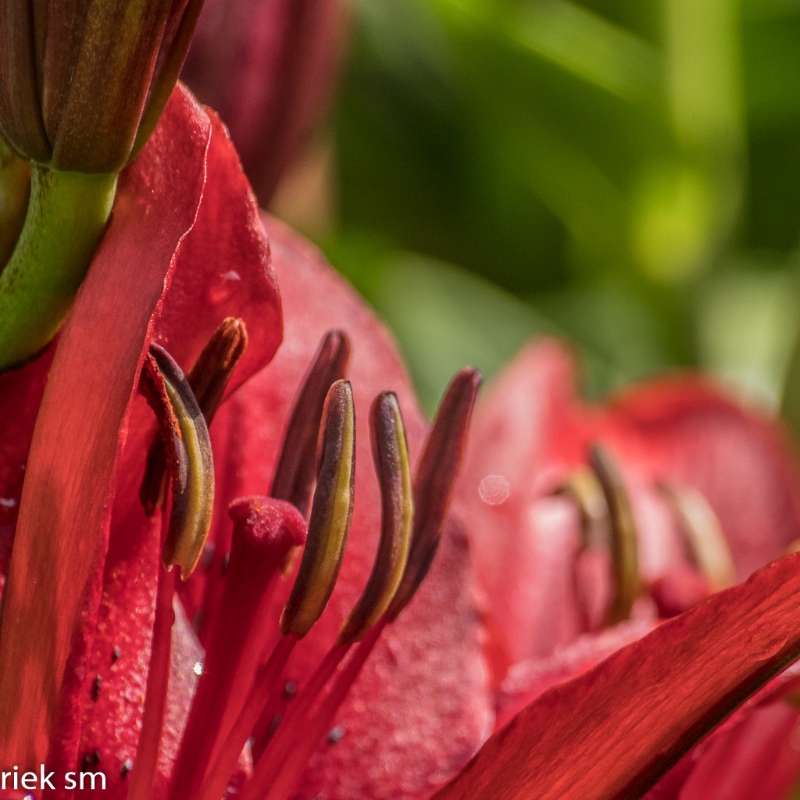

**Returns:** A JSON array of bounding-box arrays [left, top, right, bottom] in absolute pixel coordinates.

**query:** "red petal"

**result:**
[[181, 0, 344, 203], [75, 93, 283, 794], [453, 340, 590, 671], [206, 217, 492, 798], [0, 85, 210, 771], [433, 551, 800, 800]]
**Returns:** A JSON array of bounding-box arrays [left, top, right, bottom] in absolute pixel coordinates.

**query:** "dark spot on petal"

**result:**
[[327, 725, 345, 744]]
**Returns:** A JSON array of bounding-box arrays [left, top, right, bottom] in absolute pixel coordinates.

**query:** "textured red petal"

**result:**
[[0, 85, 210, 772], [606, 379, 800, 579], [204, 216, 492, 799], [181, 0, 344, 203], [433, 551, 800, 800]]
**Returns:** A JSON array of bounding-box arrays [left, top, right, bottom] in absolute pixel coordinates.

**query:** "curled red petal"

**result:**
[[433, 550, 800, 800]]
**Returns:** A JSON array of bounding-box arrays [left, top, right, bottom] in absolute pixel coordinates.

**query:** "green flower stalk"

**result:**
[[0, 0, 206, 371]]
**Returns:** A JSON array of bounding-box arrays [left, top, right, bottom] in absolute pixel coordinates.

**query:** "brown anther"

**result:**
[[281, 380, 356, 637], [559, 467, 611, 551], [589, 444, 639, 625], [338, 392, 413, 645], [140, 319, 247, 513], [142, 344, 215, 579], [272, 331, 351, 516], [388, 367, 481, 620], [186, 317, 249, 425], [658, 483, 735, 591]]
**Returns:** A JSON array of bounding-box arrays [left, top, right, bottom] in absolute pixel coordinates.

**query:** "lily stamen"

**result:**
[[237, 370, 481, 800], [141, 317, 248, 514], [195, 382, 357, 800], [658, 482, 735, 592], [589, 444, 640, 625], [271, 331, 351, 516], [140, 343, 215, 579]]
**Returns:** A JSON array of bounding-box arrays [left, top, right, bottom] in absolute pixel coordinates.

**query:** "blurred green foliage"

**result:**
[[315, 0, 800, 418]]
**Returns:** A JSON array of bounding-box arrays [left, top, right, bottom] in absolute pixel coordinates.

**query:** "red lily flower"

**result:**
[[0, 82, 490, 800], [455, 339, 800, 677], [447, 338, 800, 798]]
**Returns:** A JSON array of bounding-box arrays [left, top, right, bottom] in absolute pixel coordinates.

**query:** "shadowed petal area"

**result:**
[[433, 550, 800, 800], [203, 216, 492, 799]]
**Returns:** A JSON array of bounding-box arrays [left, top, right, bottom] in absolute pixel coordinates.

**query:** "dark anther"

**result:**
[[91, 674, 102, 701], [121, 759, 133, 778], [388, 367, 481, 619], [111, 645, 122, 664], [82, 750, 101, 770], [140, 343, 215, 579], [139, 318, 246, 516], [272, 331, 351, 516], [589, 444, 639, 625], [283, 681, 297, 699], [337, 392, 412, 645], [281, 380, 356, 637]]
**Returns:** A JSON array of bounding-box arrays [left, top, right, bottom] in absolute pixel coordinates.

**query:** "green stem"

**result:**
[[0, 164, 117, 371]]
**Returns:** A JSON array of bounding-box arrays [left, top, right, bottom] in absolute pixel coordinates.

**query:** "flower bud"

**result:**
[[0, 0, 205, 172]]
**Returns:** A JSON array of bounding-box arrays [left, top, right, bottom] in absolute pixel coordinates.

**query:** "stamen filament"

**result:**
[[126, 553, 176, 800], [169, 498, 305, 800], [239, 641, 353, 800], [257, 622, 386, 800], [198, 633, 299, 800]]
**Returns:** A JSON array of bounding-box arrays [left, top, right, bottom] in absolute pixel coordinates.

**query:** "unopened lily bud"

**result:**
[[281, 379, 356, 637], [0, 0, 205, 171]]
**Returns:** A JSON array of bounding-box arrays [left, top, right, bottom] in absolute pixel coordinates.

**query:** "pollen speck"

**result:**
[[193, 661, 203, 676], [479, 475, 509, 505]]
